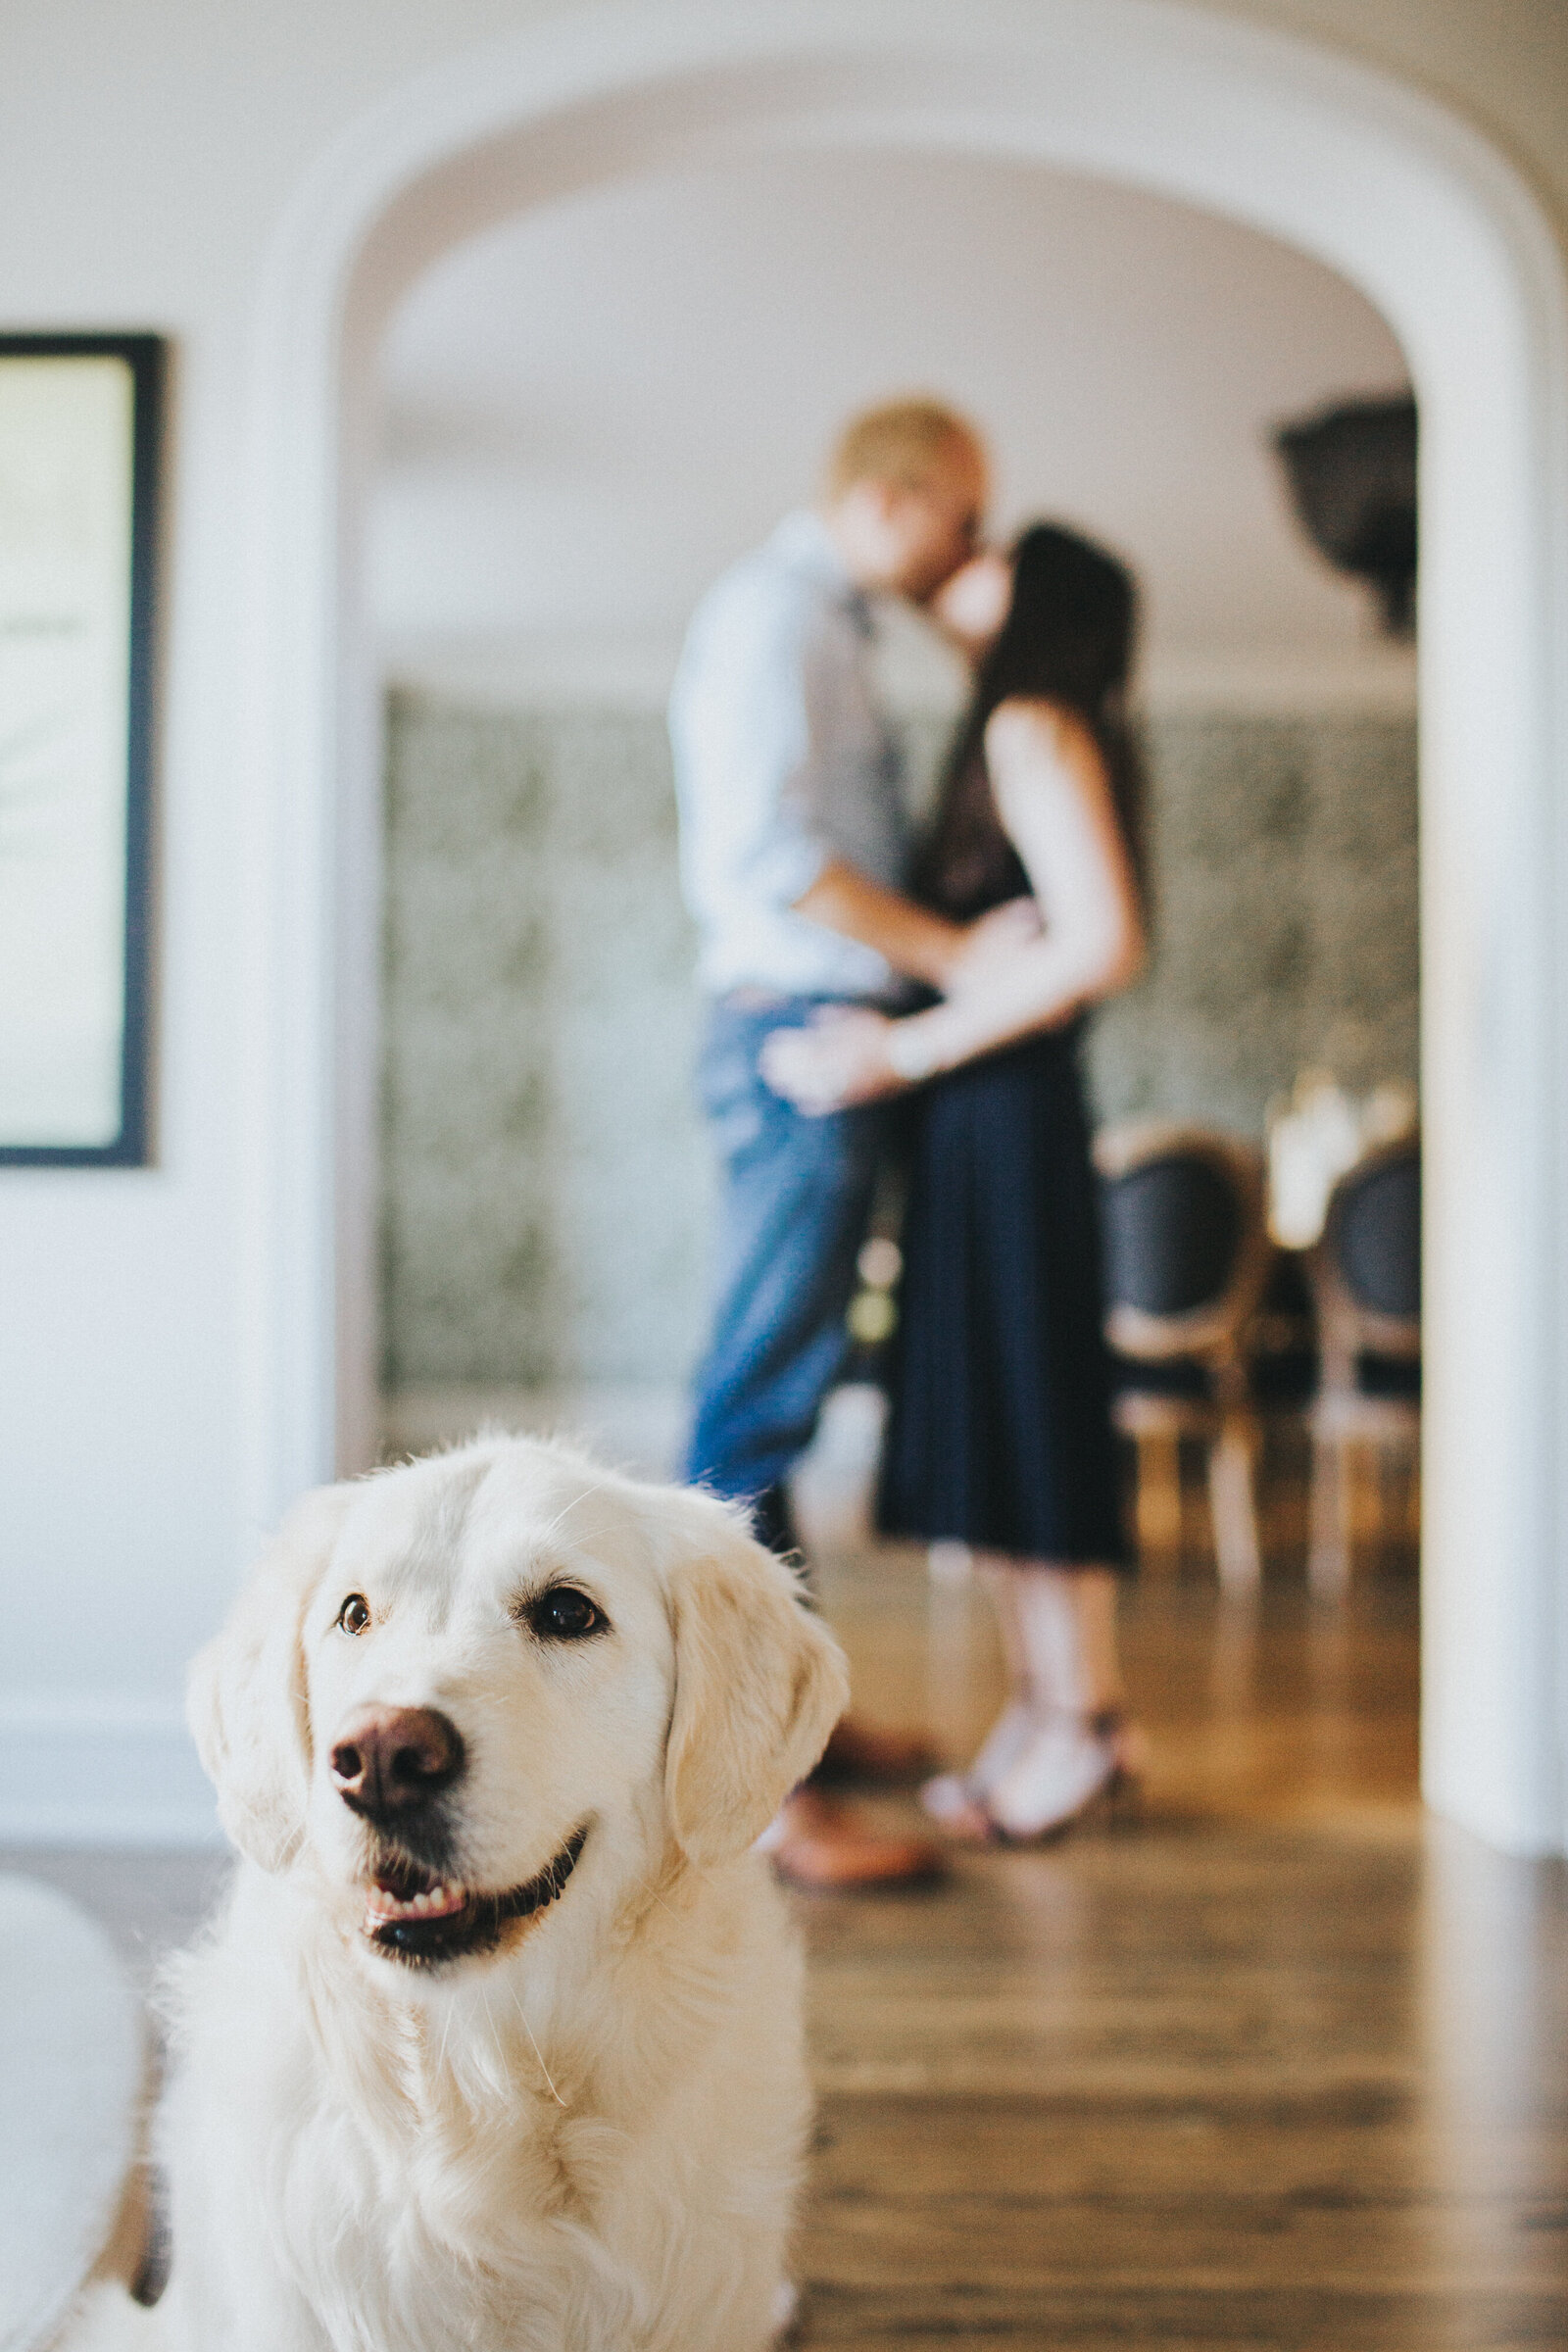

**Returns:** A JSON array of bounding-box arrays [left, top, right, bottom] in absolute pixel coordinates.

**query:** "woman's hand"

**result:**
[[760, 1008, 903, 1115], [943, 896, 1042, 994]]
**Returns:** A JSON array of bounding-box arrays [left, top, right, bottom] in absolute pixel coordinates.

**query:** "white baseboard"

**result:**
[[380, 1384, 689, 1483], [381, 1380, 892, 1551], [381, 634, 1420, 720], [0, 1702, 222, 1848]]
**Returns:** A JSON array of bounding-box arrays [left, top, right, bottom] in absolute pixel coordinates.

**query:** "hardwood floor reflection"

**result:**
[[794, 1549, 1568, 2348]]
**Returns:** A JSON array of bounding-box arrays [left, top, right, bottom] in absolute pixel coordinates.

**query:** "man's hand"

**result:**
[[941, 897, 1043, 995], [760, 1008, 902, 1116]]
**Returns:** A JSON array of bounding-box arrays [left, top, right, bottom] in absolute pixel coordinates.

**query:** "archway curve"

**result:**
[[239, 0, 1568, 1852]]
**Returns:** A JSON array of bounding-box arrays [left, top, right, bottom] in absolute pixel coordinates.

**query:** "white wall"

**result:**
[[0, 0, 549, 1841], [373, 148, 1409, 703], [0, 0, 1563, 1846]]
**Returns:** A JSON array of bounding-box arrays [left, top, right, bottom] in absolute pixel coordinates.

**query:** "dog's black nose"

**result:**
[[330, 1706, 466, 1820]]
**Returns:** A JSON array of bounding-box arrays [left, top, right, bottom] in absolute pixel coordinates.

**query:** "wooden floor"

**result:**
[[795, 1536, 1568, 2349]]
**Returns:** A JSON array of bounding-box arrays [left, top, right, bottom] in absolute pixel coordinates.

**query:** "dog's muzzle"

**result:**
[[362, 1825, 590, 1969]]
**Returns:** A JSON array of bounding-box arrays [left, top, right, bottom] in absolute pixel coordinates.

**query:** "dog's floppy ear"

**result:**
[[661, 1491, 850, 1867], [187, 1483, 354, 1873]]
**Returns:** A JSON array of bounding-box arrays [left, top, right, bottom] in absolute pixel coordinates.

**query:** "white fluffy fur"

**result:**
[[70, 1437, 848, 2352]]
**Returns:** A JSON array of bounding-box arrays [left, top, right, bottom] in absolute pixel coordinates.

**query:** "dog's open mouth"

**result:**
[[362, 1825, 588, 1967]]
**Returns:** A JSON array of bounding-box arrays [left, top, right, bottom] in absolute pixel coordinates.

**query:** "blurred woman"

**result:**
[[761, 522, 1146, 1839]]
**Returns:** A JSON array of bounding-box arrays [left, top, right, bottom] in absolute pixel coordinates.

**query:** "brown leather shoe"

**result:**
[[809, 1714, 941, 1788], [769, 1791, 946, 1890]]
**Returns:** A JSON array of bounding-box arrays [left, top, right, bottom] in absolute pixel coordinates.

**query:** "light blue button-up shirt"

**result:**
[[669, 512, 908, 999]]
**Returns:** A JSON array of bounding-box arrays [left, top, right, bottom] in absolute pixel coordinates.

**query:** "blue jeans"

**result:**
[[685, 998, 882, 1532]]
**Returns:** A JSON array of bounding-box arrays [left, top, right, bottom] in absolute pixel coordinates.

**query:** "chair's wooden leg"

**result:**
[[1134, 1428, 1183, 1568], [1208, 1413, 1262, 1595], [1372, 1437, 1392, 1573], [1309, 1428, 1351, 1600]]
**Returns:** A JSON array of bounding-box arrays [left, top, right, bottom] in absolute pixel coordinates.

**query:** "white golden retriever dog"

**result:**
[[74, 1435, 848, 2352]]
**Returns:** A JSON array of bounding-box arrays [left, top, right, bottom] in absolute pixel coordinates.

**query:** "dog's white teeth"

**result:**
[[364, 1882, 466, 1929]]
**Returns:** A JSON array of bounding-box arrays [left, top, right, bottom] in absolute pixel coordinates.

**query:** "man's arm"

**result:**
[[672, 572, 1026, 992], [792, 858, 965, 990], [794, 858, 1041, 993]]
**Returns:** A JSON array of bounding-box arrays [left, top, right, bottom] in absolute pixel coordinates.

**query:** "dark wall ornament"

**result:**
[[1274, 395, 1417, 639], [0, 333, 164, 1166]]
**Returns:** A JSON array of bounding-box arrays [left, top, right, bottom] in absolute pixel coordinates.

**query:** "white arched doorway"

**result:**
[[238, 0, 1568, 1854]]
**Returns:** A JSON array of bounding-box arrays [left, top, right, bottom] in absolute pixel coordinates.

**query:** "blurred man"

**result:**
[[670, 399, 1003, 1886]]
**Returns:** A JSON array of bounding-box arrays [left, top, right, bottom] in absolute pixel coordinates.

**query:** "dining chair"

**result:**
[[1094, 1121, 1273, 1593], [1305, 1136, 1421, 1598]]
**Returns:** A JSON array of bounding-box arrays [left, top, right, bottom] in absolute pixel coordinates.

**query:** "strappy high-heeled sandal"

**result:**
[[918, 1696, 1037, 1826], [941, 1709, 1146, 1845]]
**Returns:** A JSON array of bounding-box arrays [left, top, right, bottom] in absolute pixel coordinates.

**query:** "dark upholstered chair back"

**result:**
[[1307, 1136, 1421, 1597], [1093, 1122, 1269, 1367], [1333, 1147, 1420, 1321], [1313, 1138, 1421, 1382], [1102, 1155, 1245, 1320]]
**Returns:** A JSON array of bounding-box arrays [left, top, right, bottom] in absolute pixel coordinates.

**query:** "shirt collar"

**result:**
[[768, 510, 876, 635]]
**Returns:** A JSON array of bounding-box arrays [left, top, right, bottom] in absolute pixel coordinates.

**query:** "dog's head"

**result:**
[[188, 1439, 847, 1970]]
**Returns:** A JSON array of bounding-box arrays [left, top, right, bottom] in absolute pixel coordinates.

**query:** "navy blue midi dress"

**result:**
[[876, 858, 1126, 1565]]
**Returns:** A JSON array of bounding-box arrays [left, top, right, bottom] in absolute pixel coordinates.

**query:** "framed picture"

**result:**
[[0, 332, 164, 1165]]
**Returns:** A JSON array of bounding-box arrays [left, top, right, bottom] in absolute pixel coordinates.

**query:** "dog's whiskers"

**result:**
[[478, 1982, 506, 2100], [523, 1481, 643, 1569], [508, 1983, 569, 2108], [527, 1488, 605, 1552], [536, 1521, 627, 1569]]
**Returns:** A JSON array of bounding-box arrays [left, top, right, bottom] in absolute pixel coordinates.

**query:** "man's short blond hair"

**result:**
[[825, 398, 984, 501]]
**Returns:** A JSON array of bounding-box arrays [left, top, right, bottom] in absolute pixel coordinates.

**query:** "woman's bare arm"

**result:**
[[760, 700, 1143, 1112], [760, 703, 1141, 1110], [876, 700, 1143, 1077]]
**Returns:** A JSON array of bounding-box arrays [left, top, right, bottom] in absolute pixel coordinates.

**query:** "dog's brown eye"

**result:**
[[337, 1593, 371, 1636], [527, 1587, 605, 1642]]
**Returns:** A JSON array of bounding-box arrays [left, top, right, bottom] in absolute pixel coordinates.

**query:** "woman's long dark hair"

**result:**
[[915, 521, 1145, 917]]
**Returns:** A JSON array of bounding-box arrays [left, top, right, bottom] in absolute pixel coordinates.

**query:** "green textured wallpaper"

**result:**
[[1093, 710, 1418, 1134], [380, 696, 1416, 1391]]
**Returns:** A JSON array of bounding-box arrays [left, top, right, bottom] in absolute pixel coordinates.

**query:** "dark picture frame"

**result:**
[[0, 332, 164, 1166]]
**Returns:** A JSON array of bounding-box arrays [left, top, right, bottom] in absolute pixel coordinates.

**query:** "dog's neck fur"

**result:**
[[285, 1836, 747, 2166], [163, 1838, 791, 2350]]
